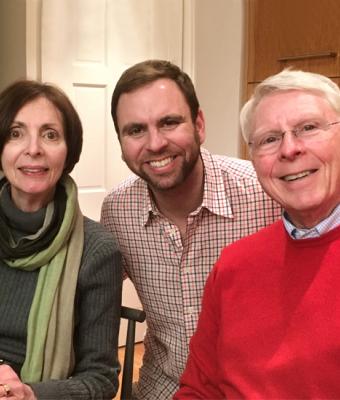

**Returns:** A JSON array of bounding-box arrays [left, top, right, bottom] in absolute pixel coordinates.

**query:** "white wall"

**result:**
[[0, 0, 27, 91], [0, 1, 245, 158], [193, 0, 244, 157]]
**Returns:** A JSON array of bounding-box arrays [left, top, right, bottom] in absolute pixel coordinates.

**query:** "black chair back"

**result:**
[[120, 306, 146, 400]]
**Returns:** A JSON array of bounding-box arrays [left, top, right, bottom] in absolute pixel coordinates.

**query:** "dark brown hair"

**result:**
[[111, 59, 200, 135], [0, 79, 83, 174]]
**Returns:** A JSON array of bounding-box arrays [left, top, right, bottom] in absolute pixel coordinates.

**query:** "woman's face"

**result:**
[[1, 96, 68, 212]]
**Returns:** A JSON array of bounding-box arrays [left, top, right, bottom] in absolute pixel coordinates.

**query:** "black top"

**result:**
[[0, 208, 122, 399]]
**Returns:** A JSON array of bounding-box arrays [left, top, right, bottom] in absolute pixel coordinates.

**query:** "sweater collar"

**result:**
[[0, 180, 46, 235]]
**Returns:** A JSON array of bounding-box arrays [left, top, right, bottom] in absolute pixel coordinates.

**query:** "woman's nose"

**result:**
[[24, 135, 42, 156]]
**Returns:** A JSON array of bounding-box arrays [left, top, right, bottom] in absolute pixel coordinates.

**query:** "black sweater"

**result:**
[[0, 217, 122, 399]]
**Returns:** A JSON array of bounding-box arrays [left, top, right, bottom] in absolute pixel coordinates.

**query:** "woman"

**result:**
[[0, 80, 122, 399]]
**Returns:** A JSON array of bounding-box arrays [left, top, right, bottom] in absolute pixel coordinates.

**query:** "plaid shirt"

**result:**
[[101, 148, 282, 399]]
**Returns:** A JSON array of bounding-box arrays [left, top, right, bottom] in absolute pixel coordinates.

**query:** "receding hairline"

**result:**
[[240, 69, 340, 142]]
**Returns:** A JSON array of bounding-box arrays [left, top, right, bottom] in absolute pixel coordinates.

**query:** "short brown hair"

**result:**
[[0, 79, 83, 174], [111, 59, 200, 135]]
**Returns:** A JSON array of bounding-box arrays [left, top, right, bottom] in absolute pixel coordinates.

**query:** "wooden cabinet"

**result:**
[[247, 0, 340, 83], [241, 0, 340, 159]]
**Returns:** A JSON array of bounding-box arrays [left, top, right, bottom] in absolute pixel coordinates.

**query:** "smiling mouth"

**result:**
[[148, 156, 175, 168], [281, 169, 317, 182], [19, 167, 48, 173]]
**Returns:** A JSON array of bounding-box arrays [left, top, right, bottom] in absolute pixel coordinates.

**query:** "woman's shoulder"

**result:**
[[82, 216, 120, 254], [79, 216, 122, 277]]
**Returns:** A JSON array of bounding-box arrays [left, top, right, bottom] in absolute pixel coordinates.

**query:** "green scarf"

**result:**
[[4, 176, 84, 382]]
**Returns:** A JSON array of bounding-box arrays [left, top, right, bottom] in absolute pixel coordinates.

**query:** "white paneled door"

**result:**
[[40, 0, 184, 345], [41, 0, 183, 221]]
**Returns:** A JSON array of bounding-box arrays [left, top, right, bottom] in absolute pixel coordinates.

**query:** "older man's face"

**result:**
[[251, 90, 340, 229]]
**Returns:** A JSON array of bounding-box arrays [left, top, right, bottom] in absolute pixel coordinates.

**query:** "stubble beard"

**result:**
[[139, 134, 201, 192]]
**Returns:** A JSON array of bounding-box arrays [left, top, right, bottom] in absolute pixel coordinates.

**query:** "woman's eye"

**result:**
[[9, 129, 22, 139], [43, 130, 59, 140]]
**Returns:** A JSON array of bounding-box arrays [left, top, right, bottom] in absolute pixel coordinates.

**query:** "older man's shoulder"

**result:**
[[221, 219, 284, 259]]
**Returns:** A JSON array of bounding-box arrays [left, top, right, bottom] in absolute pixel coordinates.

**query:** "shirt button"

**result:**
[[187, 306, 195, 315]]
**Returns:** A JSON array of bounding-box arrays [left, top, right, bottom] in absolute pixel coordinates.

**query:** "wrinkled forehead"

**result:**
[[252, 90, 338, 131]]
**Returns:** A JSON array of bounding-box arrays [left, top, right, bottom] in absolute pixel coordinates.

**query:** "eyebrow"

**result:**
[[10, 121, 60, 129], [121, 113, 186, 135], [158, 114, 185, 125], [10, 121, 25, 127], [254, 115, 325, 135]]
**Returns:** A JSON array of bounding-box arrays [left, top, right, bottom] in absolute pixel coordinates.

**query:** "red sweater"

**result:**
[[175, 221, 340, 399]]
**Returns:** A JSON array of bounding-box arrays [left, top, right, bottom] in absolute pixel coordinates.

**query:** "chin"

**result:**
[[149, 176, 184, 191], [149, 182, 177, 191]]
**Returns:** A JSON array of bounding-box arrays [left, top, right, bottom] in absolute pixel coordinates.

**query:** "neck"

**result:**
[[287, 204, 339, 229], [11, 188, 55, 213]]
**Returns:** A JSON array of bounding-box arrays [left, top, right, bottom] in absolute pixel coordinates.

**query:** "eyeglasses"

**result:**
[[248, 120, 340, 156]]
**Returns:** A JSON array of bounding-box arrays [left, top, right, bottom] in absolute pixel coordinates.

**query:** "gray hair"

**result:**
[[240, 69, 340, 142]]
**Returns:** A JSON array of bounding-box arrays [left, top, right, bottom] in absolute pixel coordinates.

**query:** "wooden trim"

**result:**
[[26, 0, 42, 80], [239, 0, 252, 160], [182, 0, 195, 82]]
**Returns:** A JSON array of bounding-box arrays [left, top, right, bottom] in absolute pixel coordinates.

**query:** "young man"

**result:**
[[101, 60, 281, 399], [175, 69, 340, 398]]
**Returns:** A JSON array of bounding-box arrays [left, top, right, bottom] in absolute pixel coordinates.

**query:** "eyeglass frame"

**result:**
[[248, 120, 340, 156]]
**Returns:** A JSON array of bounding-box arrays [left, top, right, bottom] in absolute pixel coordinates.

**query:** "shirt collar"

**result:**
[[282, 203, 340, 239], [200, 148, 233, 218], [140, 147, 233, 226], [140, 179, 155, 226]]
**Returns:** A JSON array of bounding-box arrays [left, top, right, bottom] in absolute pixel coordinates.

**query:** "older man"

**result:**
[[101, 60, 281, 399], [175, 69, 340, 399]]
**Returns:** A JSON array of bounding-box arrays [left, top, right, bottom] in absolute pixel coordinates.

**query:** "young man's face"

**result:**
[[116, 78, 205, 193]]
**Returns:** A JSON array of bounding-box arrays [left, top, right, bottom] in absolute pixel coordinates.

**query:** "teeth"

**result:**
[[21, 168, 46, 173], [283, 171, 311, 181], [149, 157, 173, 168]]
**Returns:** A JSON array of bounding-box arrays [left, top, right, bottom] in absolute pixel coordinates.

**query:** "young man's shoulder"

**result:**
[[201, 148, 257, 181], [210, 153, 257, 180], [101, 174, 148, 225], [104, 174, 145, 201], [206, 152, 269, 200]]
